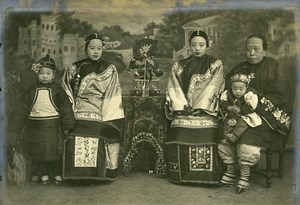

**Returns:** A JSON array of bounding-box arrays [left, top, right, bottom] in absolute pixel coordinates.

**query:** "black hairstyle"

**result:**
[[245, 33, 269, 51], [189, 30, 209, 47], [84, 33, 106, 52]]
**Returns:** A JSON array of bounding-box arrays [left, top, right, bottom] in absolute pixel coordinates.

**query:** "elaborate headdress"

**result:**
[[230, 73, 255, 85]]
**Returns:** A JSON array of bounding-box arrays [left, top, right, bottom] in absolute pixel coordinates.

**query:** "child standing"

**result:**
[[9, 54, 75, 185], [219, 73, 262, 144]]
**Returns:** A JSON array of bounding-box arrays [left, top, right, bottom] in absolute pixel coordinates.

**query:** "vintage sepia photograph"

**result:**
[[0, 0, 299, 204]]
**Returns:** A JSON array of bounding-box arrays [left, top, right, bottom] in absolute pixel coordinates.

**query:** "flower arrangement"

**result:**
[[127, 39, 163, 96]]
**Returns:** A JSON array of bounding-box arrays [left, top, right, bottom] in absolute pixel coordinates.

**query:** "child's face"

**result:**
[[38, 67, 55, 84], [231, 81, 247, 99], [86, 39, 103, 61]]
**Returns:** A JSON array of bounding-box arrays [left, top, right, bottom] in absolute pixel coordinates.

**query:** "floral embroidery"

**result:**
[[260, 97, 291, 131], [67, 64, 78, 80], [187, 59, 222, 102], [172, 62, 183, 76], [74, 136, 98, 167], [189, 145, 213, 171], [244, 91, 258, 110], [168, 162, 179, 171]]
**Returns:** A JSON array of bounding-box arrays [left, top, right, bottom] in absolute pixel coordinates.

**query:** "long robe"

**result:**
[[11, 82, 75, 161], [165, 54, 224, 184], [62, 58, 124, 181]]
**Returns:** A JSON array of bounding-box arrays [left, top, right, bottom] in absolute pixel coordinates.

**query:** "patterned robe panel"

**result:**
[[166, 55, 225, 117], [62, 60, 124, 123]]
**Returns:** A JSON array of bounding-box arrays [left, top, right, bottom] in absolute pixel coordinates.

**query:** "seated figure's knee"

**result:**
[[237, 144, 261, 166], [218, 143, 237, 164]]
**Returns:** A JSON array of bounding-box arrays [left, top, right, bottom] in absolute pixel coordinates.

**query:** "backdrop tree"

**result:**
[[56, 12, 96, 38], [210, 9, 296, 71]]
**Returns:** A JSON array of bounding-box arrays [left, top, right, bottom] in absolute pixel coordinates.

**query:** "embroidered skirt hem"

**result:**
[[167, 143, 220, 184], [62, 135, 119, 181]]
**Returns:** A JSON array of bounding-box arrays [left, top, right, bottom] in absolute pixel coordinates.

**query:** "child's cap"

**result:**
[[230, 73, 255, 85], [39, 54, 56, 70]]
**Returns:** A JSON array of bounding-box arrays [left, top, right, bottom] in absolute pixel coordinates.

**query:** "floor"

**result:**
[[1, 149, 299, 205]]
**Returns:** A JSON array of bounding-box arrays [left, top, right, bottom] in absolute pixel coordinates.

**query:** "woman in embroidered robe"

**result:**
[[62, 33, 124, 181], [218, 34, 291, 194], [165, 30, 225, 184]]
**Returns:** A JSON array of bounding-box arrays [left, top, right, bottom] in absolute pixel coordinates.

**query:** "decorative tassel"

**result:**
[[73, 73, 80, 96]]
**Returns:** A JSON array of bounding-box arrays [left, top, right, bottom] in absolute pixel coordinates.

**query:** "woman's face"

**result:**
[[190, 36, 207, 57], [86, 39, 103, 61], [246, 37, 266, 64]]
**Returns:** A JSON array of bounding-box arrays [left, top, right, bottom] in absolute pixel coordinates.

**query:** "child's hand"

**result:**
[[191, 109, 203, 116], [225, 133, 238, 143], [228, 106, 240, 114], [233, 106, 241, 114], [227, 106, 236, 112], [221, 139, 231, 144]]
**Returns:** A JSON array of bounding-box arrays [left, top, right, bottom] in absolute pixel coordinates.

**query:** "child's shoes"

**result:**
[[40, 175, 50, 185], [54, 175, 63, 186]]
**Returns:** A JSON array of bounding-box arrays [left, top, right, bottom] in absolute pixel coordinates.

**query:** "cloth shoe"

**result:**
[[40, 175, 50, 185], [236, 164, 250, 194], [54, 175, 63, 185]]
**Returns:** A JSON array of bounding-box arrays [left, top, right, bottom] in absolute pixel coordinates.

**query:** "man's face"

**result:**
[[246, 37, 266, 64]]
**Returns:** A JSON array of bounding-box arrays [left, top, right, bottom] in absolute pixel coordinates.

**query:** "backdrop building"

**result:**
[[17, 13, 121, 70], [172, 15, 296, 62]]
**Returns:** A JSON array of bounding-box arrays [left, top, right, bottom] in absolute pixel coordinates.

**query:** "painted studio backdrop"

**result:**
[[0, 0, 299, 204], [3, 2, 297, 142]]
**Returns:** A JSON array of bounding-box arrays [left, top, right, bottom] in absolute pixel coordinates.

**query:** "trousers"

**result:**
[[218, 142, 261, 166]]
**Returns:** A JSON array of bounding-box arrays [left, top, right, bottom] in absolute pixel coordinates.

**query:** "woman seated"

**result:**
[[62, 33, 124, 181], [218, 34, 292, 194], [165, 30, 225, 184]]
